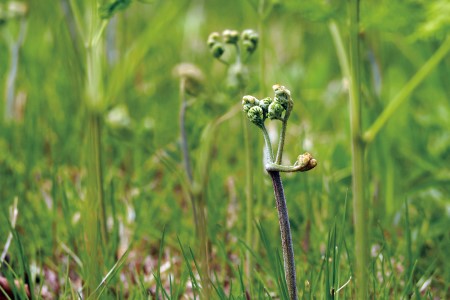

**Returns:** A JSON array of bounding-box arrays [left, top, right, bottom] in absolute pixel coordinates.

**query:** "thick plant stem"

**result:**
[[83, 5, 108, 294], [243, 116, 254, 280], [268, 171, 298, 300], [348, 0, 369, 298], [84, 113, 106, 295]]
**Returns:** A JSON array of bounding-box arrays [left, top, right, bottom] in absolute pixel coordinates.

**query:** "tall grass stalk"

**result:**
[[331, 5, 450, 298], [84, 113, 107, 294], [67, 0, 112, 294], [179, 78, 193, 184], [84, 9, 110, 296], [348, 1, 369, 298], [243, 115, 254, 280], [207, 29, 260, 284]]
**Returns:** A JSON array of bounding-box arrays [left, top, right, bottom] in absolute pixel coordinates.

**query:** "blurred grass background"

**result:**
[[0, 0, 449, 298]]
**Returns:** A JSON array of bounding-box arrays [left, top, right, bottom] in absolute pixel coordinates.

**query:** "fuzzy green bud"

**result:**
[[241, 29, 256, 40], [242, 40, 256, 53], [247, 106, 265, 127], [259, 97, 272, 115], [222, 29, 239, 44], [273, 84, 293, 110], [248, 32, 259, 45], [268, 102, 284, 120], [273, 84, 291, 100], [241, 29, 259, 53], [242, 95, 259, 113], [207, 32, 221, 48], [211, 43, 225, 58]]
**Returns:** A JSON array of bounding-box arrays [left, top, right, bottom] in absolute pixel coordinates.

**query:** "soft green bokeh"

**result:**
[[0, 0, 448, 298]]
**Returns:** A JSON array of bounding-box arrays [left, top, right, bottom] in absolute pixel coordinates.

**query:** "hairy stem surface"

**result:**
[[268, 171, 298, 300]]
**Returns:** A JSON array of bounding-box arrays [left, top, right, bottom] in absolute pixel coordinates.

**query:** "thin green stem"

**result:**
[[68, 0, 86, 43], [255, 2, 268, 271], [275, 111, 290, 165], [235, 43, 242, 65], [236, 39, 254, 283], [259, 124, 274, 163], [328, 21, 350, 79], [348, 1, 369, 299], [236, 40, 254, 280], [92, 19, 108, 47], [265, 153, 316, 173], [258, 0, 267, 95], [243, 116, 254, 280], [178, 78, 200, 247], [86, 43, 104, 111], [363, 36, 450, 144], [268, 170, 298, 300]]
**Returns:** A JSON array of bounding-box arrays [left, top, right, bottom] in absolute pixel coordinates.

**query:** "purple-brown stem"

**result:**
[[268, 170, 298, 300]]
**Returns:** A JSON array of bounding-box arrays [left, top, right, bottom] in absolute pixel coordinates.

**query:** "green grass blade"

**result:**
[[90, 247, 130, 299]]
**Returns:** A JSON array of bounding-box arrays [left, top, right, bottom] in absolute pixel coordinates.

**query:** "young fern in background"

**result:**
[[207, 29, 259, 283], [242, 85, 317, 300]]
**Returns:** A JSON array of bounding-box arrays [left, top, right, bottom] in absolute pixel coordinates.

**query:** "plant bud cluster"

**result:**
[[207, 29, 259, 60], [242, 85, 293, 126]]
